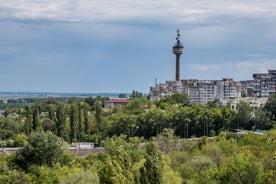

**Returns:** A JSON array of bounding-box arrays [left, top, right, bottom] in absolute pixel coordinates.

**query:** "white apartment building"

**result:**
[[252, 70, 276, 97], [187, 80, 218, 105], [240, 80, 254, 97], [150, 78, 241, 105], [150, 80, 184, 101], [149, 69, 276, 106], [217, 78, 241, 100], [229, 97, 268, 111]]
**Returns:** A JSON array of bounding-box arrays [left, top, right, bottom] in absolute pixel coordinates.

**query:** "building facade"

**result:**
[[240, 70, 276, 98], [150, 78, 242, 105], [252, 70, 276, 97], [229, 97, 268, 111]]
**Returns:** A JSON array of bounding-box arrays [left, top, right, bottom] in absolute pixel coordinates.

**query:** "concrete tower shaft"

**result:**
[[173, 30, 184, 81]]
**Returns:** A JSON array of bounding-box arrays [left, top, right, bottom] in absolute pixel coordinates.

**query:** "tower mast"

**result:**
[[173, 30, 184, 81]]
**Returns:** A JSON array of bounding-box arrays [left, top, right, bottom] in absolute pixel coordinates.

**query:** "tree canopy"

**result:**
[[14, 131, 68, 170]]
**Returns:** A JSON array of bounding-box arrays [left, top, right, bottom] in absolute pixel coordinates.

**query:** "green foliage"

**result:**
[[59, 169, 99, 184], [14, 133, 27, 147], [0, 129, 276, 183], [158, 92, 189, 107], [138, 108, 169, 138], [139, 142, 164, 184], [232, 101, 253, 129], [162, 155, 182, 184], [154, 128, 176, 153], [130, 90, 144, 98], [264, 93, 276, 121], [99, 148, 134, 184], [0, 116, 22, 145], [23, 105, 33, 135], [207, 99, 222, 108], [122, 97, 152, 115], [69, 104, 78, 142], [209, 152, 264, 184], [102, 135, 144, 163], [0, 155, 23, 184], [1, 94, 276, 183], [14, 131, 68, 170], [119, 93, 127, 98], [254, 107, 274, 130], [32, 107, 40, 130], [56, 103, 66, 138]]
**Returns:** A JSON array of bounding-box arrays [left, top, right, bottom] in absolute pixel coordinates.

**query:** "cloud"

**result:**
[[189, 60, 276, 80], [192, 63, 222, 72], [1, 0, 276, 25], [234, 61, 276, 74], [0, 0, 275, 92]]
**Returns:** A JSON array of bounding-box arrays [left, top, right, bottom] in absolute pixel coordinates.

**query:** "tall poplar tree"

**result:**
[[70, 104, 78, 143], [95, 101, 102, 144], [23, 105, 33, 135], [99, 148, 134, 184], [140, 142, 164, 184], [32, 107, 40, 130], [56, 103, 66, 138], [83, 102, 90, 135], [77, 102, 83, 141]]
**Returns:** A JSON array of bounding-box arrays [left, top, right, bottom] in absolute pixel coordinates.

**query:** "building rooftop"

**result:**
[[105, 99, 128, 103]]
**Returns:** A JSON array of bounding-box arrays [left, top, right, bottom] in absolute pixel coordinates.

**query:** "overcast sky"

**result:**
[[0, 0, 275, 93]]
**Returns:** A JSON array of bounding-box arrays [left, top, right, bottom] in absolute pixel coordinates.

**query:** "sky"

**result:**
[[0, 0, 276, 93]]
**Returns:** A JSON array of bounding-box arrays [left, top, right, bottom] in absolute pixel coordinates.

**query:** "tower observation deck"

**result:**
[[173, 30, 184, 81]]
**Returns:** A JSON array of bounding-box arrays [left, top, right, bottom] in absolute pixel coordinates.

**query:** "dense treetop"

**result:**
[[0, 93, 275, 183]]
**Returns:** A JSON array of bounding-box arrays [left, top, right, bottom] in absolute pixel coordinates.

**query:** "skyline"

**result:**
[[0, 1, 276, 93]]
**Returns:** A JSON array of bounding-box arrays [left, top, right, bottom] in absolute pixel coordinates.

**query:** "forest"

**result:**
[[0, 92, 275, 183]]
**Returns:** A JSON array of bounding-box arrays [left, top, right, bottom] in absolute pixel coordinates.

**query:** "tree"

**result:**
[[122, 97, 152, 115], [83, 102, 90, 135], [264, 93, 276, 121], [158, 93, 189, 107], [85, 97, 96, 109], [232, 101, 253, 130], [254, 107, 273, 130], [77, 103, 84, 141], [23, 106, 32, 135], [32, 107, 40, 130], [118, 93, 127, 98], [56, 103, 66, 139], [207, 99, 222, 108], [138, 108, 168, 138], [47, 104, 56, 121], [99, 148, 134, 184], [139, 142, 163, 184], [109, 113, 138, 137], [95, 101, 103, 145], [70, 104, 78, 143], [221, 107, 234, 131], [14, 131, 68, 170], [213, 152, 263, 184], [130, 90, 143, 98], [41, 118, 54, 131]]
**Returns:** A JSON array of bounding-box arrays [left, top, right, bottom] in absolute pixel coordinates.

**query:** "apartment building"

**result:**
[[186, 80, 218, 105], [240, 80, 254, 97], [252, 70, 276, 97], [150, 80, 184, 101], [149, 70, 275, 105], [150, 78, 241, 105], [229, 97, 268, 111]]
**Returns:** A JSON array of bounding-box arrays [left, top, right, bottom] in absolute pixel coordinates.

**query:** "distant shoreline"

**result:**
[[0, 92, 131, 100]]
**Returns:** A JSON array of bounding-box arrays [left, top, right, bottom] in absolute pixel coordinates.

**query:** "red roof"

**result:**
[[106, 99, 128, 103]]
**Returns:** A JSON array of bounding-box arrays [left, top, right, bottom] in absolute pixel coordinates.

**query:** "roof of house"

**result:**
[[105, 99, 128, 103]]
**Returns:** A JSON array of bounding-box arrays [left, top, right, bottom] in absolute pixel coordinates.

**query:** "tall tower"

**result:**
[[173, 30, 184, 81]]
